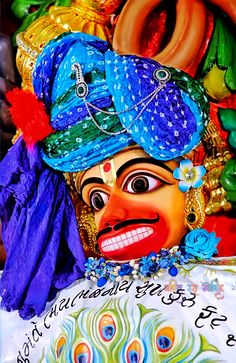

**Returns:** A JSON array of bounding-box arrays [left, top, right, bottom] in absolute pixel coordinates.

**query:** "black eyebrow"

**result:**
[[80, 158, 173, 194], [116, 157, 174, 177], [80, 177, 104, 194]]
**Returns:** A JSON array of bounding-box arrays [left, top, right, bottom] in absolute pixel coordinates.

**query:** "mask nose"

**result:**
[[98, 191, 129, 229]]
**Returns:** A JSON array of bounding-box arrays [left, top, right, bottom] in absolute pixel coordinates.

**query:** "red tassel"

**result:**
[[6, 88, 54, 146]]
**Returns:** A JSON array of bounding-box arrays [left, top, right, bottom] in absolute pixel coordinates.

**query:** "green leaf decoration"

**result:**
[[137, 303, 157, 318], [201, 16, 236, 91], [200, 334, 220, 353], [12, 0, 47, 19], [219, 108, 236, 149], [220, 158, 236, 206]]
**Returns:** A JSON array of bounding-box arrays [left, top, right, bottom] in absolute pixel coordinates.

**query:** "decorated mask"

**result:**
[[79, 147, 186, 260], [2, 31, 235, 319]]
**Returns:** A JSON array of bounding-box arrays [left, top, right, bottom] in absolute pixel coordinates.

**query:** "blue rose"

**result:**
[[149, 264, 159, 273], [118, 263, 133, 276], [160, 249, 170, 257], [184, 229, 220, 259], [159, 258, 170, 269]]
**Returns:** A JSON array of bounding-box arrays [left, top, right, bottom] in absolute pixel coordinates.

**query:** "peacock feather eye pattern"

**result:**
[[40, 299, 220, 363], [98, 313, 117, 342], [125, 338, 144, 363], [73, 341, 93, 363], [55, 335, 67, 359], [155, 327, 175, 353]]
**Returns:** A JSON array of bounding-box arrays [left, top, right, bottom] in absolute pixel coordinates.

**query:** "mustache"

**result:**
[[97, 214, 160, 240]]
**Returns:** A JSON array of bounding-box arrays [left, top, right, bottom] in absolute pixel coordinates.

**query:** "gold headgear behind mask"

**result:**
[[64, 172, 101, 258], [16, 0, 124, 90]]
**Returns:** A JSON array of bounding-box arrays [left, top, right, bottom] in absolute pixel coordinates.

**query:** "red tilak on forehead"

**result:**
[[103, 162, 112, 172], [99, 158, 117, 187]]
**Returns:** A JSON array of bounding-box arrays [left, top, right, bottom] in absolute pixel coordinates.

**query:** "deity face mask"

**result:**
[[0, 32, 211, 318], [80, 147, 186, 261]]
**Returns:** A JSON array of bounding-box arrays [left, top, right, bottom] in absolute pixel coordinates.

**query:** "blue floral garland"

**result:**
[[85, 247, 190, 287], [84, 229, 220, 287]]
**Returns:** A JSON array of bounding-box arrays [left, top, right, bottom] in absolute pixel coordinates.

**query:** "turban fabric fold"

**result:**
[[32, 32, 209, 172]]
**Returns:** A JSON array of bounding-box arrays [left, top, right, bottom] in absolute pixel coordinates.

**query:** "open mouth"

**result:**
[[101, 227, 154, 252]]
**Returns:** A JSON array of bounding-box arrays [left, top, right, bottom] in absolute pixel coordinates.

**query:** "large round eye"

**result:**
[[90, 191, 109, 211], [123, 173, 161, 193]]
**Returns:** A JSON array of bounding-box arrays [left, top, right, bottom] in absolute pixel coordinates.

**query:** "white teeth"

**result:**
[[101, 227, 154, 252], [123, 239, 129, 246]]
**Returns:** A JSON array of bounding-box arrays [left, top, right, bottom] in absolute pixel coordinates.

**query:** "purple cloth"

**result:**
[[0, 138, 85, 319]]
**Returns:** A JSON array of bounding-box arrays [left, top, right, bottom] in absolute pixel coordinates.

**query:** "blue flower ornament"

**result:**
[[173, 159, 206, 192], [184, 229, 221, 259]]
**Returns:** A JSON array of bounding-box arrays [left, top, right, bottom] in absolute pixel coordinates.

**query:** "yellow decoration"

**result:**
[[184, 187, 206, 230], [203, 64, 231, 100], [203, 121, 232, 214]]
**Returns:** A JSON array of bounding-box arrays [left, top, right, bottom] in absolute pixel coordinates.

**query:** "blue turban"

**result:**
[[33, 32, 209, 172]]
